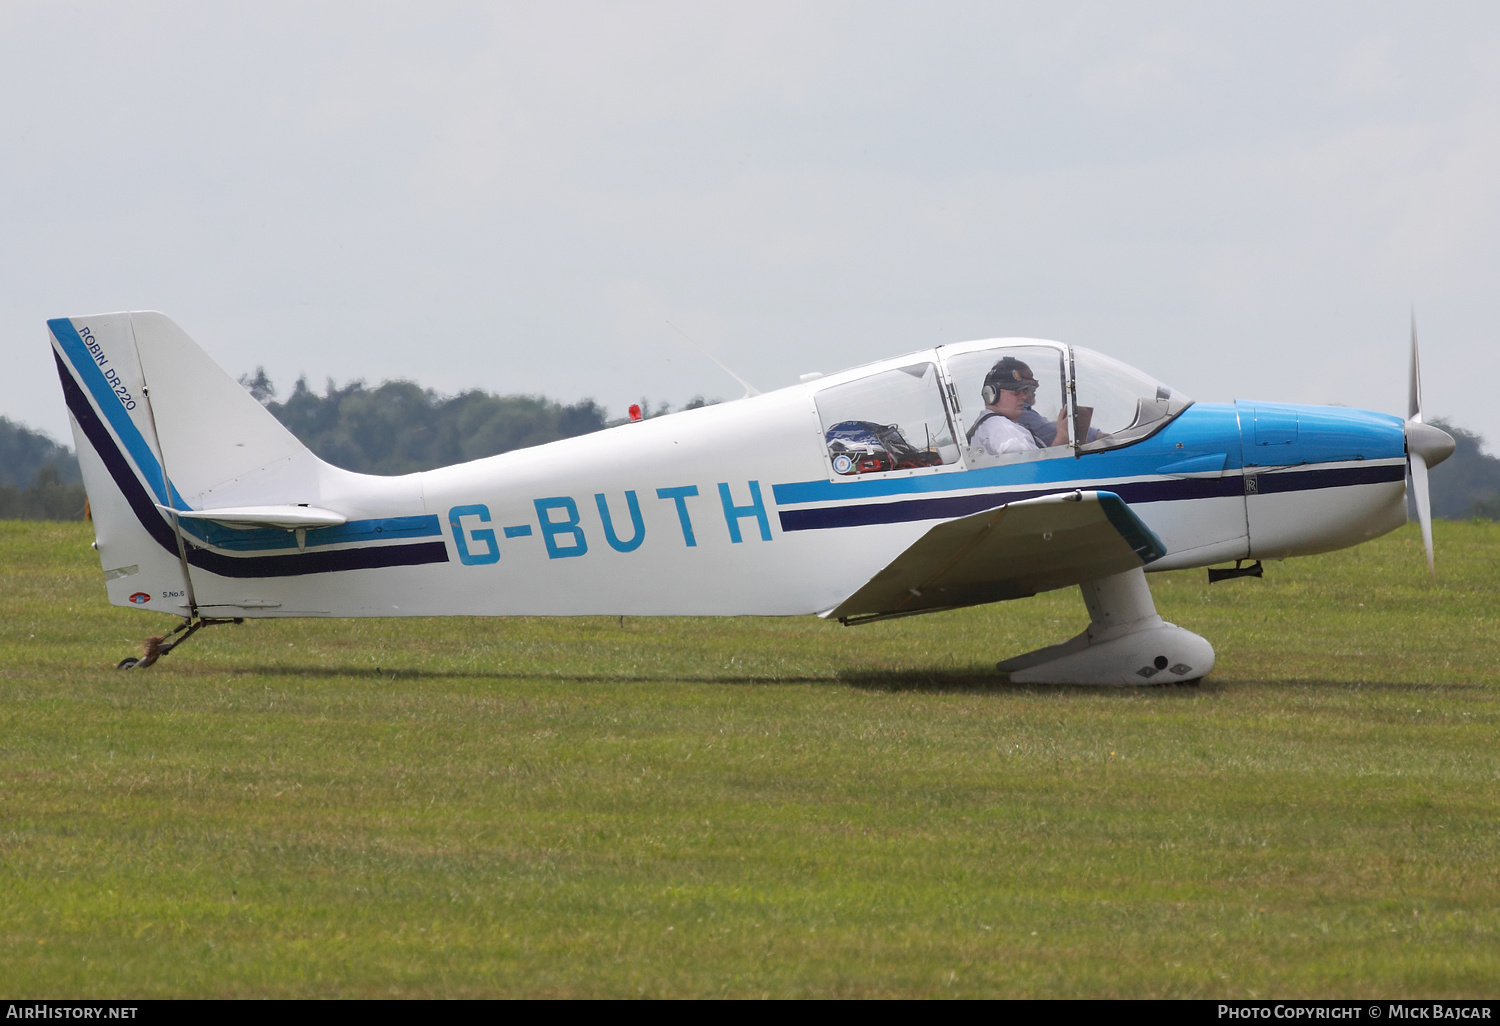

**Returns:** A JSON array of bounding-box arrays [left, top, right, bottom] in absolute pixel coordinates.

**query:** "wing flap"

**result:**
[[829, 490, 1165, 623]]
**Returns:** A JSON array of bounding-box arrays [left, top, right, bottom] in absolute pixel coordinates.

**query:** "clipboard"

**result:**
[[1073, 405, 1094, 444]]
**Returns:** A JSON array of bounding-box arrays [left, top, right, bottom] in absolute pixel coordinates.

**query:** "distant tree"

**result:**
[[0, 416, 80, 488], [237, 367, 277, 405], [0, 464, 87, 521], [252, 373, 612, 474], [1428, 419, 1500, 520], [0, 417, 85, 520]]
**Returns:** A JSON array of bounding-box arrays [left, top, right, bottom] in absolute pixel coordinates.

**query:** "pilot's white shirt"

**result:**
[[971, 412, 1040, 456]]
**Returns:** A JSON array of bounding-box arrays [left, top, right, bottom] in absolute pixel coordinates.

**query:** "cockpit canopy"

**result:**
[[811, 340, 1190, 478], [1071, 346, 1192, 452]]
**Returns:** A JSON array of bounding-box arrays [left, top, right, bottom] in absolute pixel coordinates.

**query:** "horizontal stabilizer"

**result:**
[[157, 504, 348, 530], [829, 490, 1165, 624]]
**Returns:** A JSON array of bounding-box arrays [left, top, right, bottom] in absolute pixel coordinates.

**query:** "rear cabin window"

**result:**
[[814, 362, 959, 477]]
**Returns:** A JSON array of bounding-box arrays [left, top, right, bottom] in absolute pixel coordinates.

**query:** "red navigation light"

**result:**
[[628, 404, 643, 422]]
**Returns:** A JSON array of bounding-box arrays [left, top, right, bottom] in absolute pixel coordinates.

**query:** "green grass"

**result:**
[[2, 519, 1498, 997]]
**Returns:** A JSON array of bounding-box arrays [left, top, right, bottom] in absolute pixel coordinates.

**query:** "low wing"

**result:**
[[828, 490, 1166, 624]]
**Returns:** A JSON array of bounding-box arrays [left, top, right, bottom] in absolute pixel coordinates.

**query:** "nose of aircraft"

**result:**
[[1234, 401, 1414, 562], [1405, 419, 1455, 468]]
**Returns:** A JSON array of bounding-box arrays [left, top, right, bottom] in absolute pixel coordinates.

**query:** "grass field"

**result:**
[[2, 519, 1497, 998]]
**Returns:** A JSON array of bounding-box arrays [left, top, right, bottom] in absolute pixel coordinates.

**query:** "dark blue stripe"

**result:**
[[178, 514, 441, 551], [781, 489, 1037, 531], [1111, 475, 1246, 504], [1255, 463, 1404, 493], [776, 464, 1400, 533], [57, 352, 449, 579], [778, 475, 1241, 532]]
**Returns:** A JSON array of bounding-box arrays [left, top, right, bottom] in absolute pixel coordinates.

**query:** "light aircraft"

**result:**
[[48, 312, 1454, 684]]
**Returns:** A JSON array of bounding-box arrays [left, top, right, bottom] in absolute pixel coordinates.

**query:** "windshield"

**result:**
[[1072, 346, 1191, 451]]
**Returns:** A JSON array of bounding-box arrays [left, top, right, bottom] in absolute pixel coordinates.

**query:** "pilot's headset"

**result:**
[[981, 357, 1039, 405]]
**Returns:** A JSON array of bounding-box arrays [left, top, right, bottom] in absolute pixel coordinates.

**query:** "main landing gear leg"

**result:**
[[117, 616, 243, 670], [996, 567, 1214, 685]]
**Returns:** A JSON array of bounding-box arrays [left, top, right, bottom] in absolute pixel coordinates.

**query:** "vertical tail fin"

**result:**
[[125, 312, 322, 508], [50, 312, 445, 615], [50, 312, 321, 612]]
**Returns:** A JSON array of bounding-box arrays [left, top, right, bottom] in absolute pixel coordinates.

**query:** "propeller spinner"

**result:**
[[1404, 315, 1456, 574]]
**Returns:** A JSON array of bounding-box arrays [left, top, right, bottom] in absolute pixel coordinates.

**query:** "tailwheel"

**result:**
[[114, 617, 243, 670]]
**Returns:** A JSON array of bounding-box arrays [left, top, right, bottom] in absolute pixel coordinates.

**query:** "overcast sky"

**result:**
[[5, 2, 1499, 448]]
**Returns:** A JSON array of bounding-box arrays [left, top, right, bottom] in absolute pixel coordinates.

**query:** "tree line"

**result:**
[[3, 371, 708, 519], [1428, 419, 1500, 519], [241, 369, 620, 476], [0, 417, 87, 520]]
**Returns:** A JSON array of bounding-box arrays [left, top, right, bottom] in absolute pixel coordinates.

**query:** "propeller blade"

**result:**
[[1403, 312, 1453, 577], [1408, 311, 1422, 423], [1409, 450, 1435, 575]]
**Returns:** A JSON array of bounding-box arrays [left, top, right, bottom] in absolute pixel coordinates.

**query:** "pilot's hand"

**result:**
[[1053, 408, 1070, 446]]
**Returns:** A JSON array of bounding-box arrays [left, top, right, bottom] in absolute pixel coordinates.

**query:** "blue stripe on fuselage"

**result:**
[[772, 403, 1245, 505], [771, 402, 1406, 532], [773, 403, 1243, 506]]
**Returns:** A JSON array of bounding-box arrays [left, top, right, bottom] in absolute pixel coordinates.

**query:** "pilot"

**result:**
[[968, 357, 1068, 456], [1017, 392, 1057, 445]]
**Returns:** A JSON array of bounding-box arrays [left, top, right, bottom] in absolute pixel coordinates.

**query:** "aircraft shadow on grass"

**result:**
[[217, 663, 1235, 694], [228, 664, 835, 687], [216, 664, 1451, 694], [838, 668, 1213, 693], [837, 673, 1458, 693]]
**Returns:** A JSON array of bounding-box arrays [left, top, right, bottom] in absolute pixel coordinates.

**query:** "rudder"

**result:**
[[50, 313, 193, 613]]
